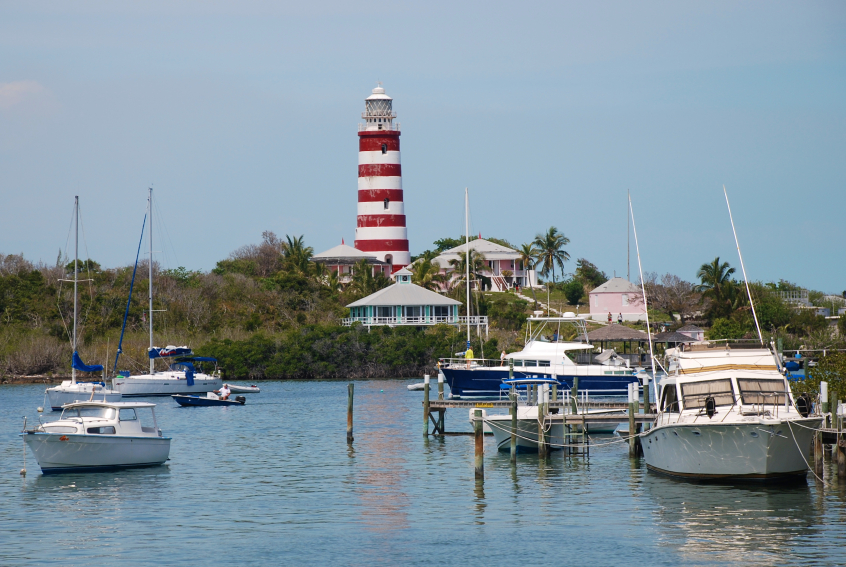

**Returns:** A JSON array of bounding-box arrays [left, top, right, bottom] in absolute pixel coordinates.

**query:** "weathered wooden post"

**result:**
[[508, 357, 514, 381], [437, 372, 444, 400], [423, 374, 430, 437], [628, 382, 637, 458], [510, 387, 517, 463], [838, 399, 846, 479], [643, 378, 650, 433], [347, 383, 355, 444], [538, 384, 548, 457], [474, 409, 484, 480]]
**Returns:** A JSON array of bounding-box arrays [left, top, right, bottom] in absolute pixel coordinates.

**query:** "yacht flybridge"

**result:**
[[113, 188, 222, 396], [642, 341, 821, 481], [440, 314, 640, 398]]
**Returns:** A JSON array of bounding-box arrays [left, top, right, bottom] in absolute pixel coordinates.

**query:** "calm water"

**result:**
[[2, 380, 845, 566]]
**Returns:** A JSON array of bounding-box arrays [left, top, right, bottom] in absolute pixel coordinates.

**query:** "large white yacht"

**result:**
[[441, 315, 640, 398], [643, 342, 821, 482]]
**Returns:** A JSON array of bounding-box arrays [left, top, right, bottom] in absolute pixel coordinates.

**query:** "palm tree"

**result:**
[[448, 250, 488, 289], [411, 258, 446, 291], [517, 242, 539, 308], [532, 226, 570, 285], [696, 257, 738, 318], [282, 235, 313, 273], [349, 259, 390, 297]]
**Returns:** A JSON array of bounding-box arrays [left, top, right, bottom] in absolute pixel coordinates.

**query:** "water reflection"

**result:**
[[474, 479, 486, 524], [643, 474, 821, 564]]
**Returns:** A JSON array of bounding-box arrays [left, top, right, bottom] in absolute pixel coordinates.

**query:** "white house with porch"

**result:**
[[343, 267, 487, 332], [431, 238, 537, 292]]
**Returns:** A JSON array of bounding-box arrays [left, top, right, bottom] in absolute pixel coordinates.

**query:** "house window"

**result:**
[[403, 306, 421, 318], [434, 306, 449, 318], [384, 198, 390, 210], [622, 294, 629, 306], [376, 306, 393, 318], [381, 143, 387, 154]]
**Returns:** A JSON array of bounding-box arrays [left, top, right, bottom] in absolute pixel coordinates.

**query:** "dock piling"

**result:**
[[423, 374, 430, 437], [347, 383, 354, 444], [628, 382, 637, 458], [643, 380, 651, 433], [510, 388, 517, 463], [474, 409, 484, 480]]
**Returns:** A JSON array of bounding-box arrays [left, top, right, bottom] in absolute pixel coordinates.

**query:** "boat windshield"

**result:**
[[680, 379, 735, 409], [737, 378, 788, 405], [61, 407, 116, 420]]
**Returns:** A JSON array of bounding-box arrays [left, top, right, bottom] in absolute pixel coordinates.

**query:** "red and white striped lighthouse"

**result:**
[[354, 85, 409, 273]]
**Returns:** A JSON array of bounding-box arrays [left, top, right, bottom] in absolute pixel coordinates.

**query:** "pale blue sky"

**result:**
[[1, 1, 844, 291]]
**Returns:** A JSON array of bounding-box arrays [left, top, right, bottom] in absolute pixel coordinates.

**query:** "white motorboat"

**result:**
[[113, 189, 221, 397], [23, 401, 171, 474], [472, 379, 626, 452], [642, 342, 821, 482], [228, 384, 261, 394], [46, 196, 121, 410]]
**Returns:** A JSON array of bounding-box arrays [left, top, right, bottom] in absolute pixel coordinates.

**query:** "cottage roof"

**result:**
[[676, 324, 704, 333], [433, 238, 521, 266], [586, 324, 648, 341], [653, 331, 697, 343], [346, 282, 462, 308], [312, 244, 385, 264], [589, 277, 641, 294]]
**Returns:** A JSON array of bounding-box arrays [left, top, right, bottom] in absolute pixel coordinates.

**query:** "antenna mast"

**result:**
[[148, 187, 155, 374], [627, 189, 630, 282], [724, 185, 763, 345], [629, 194, 656, 379], [72, 196, 79, 385], [465, 188, 471, 348]]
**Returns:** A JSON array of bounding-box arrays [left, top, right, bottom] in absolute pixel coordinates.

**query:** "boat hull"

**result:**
[[114, 373, 222, 396], [487, 416, 566, 453], [172, 395, 245, 407], [642, 418, 821, 482], [227, 385, 260, 394], [23, 432, 171, 474], [442, 367, 638, 397], [47, 384, 122, 410]]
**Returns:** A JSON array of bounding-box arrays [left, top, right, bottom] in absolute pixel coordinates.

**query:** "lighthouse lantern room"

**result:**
[[354, 84, 410, 273]]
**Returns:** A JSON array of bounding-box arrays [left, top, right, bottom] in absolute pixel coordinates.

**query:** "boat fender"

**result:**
[[796, 393, 812, 418], [235, 396, 246, 405], [705, 396, 716, 419]]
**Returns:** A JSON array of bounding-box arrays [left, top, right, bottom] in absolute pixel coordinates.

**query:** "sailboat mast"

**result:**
[[627, 189, 630, 282], [72, 196, 78, 384], [465, 188, 470, 347], [148, 188, 154, 374]]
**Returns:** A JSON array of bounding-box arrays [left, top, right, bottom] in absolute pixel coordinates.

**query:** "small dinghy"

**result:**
[[172, 393, 246, 407], [228, 384, 261, 394]]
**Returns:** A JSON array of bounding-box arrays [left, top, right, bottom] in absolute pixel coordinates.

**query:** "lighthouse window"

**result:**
[[381, 144, 387, 154], [384, 198, 390, 210]]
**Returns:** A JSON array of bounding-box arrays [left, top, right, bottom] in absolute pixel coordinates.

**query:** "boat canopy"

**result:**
[[175, 356, 217, 363], [148, 346, 193, 359], [72, 351, 104, 373]]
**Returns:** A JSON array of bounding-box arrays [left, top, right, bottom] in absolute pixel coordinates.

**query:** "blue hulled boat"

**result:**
[[172, 394, 245, 407], [440, 315, 641, 398]]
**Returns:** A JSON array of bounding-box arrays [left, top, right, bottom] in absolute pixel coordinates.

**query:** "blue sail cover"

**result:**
[[148, 346, 193, 359], [72, 351, 104, 373]]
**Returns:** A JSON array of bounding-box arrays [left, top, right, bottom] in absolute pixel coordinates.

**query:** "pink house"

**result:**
[[588, 277, 646, 322]]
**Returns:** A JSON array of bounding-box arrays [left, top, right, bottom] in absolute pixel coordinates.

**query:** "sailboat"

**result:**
[[46, 197, 122, 410], [113, 188, 222, 396]]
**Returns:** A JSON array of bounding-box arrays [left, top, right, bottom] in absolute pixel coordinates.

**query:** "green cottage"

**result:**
[[344, 267, 476, 330]]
